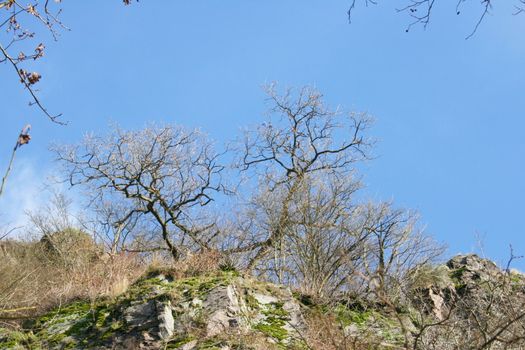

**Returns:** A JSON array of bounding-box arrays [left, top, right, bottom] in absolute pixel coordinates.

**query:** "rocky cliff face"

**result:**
[[419, 254, 525, 320], [1, 255, 524, 350], [0, 271, 306, 350], [409, 254, 525, 349]]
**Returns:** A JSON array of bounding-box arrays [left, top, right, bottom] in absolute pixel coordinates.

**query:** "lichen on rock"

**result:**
[[0, 271, 306, 349]]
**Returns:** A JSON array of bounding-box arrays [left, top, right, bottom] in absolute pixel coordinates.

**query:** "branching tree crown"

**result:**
[[242, 84, 373, 185], [239, 84, 373, 271], [54, 125, 225, 260]]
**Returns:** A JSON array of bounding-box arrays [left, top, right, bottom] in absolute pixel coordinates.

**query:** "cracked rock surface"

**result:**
[[0, 271, 306, 349]]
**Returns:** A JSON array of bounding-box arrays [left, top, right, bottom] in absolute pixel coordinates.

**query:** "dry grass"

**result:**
[[301, 308, 401, 350], [302, 310, 353, 350], [175, 249, 223, 277], [0, 242, 231, 325], [0, 235, 145, 327], [144, 249, 227, 281]]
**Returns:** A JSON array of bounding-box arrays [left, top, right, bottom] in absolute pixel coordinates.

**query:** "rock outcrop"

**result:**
[[1, 254, 523, 349], [0, 271, 306, 349]]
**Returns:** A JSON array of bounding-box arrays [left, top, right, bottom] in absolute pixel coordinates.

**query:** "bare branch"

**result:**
[[53, 125, 225, 260], [348, 0, 516, 39], [238, 84, 373, 272]]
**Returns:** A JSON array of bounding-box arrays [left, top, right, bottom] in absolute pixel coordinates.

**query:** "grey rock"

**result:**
[[0, 273, 307, 349], [181, 340, 198, 350], [344, 323, 360, 336], [124, 300, 156, 329], [157, 301, 175, 340], [204, 284, 247, 337], [252, 293, 278, 305]]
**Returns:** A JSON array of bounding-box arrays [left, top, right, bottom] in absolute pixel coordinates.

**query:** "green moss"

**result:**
[[109, 320, 123, 331], [454, 282, 467, 292], [218, 262, 239, 275], [447, 266, 471, 292], [197, 338, 225, 349], [332, 304, 405, 346], [0, 330, 36, 349], [94, 307, 111, 328], [28, 297, 129, 349], [166, 271, 240, 304], [510, 273, 523, 284], [65, 317, 91, 337], [382, 329, 405, 344], [245, 292, 260, 309], [262, 302, 288, 318], [5, 331, 26, 344], [1, 271, 296, 349], [253, 301, 290, 346], [47, 330, 68, 343], [166, 335, 195, 349], [123, 276, 172, 304], [254, 320, 288, 342], [35, 301, 92, 326], [334, 305, 372, 327], [26, 301, 94, 347]]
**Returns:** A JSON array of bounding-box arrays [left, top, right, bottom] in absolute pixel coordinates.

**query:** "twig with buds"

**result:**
[[0, 124, 32, 198]]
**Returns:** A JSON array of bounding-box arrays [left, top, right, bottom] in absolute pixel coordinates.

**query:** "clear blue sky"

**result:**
[[1, 1, 524, 268]]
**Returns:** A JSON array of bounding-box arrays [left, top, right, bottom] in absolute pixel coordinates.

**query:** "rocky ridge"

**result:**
[[1, 254, 524, 349], [0, 271, 306, 349]]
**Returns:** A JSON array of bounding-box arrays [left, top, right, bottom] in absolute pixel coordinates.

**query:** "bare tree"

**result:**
[[53, 125, 225, 260], [230, 173, 367, 292], [27, 191, 77, 237], [26, 191, 102, 269], [351, 202, 445, 347], [237, 84, 373, 272], [83, 198, 143, 255], [358, 203, 443, 300], [283, 175, 370, 298]]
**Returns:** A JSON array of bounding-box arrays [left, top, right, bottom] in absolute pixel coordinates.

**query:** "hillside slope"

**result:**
[[0, 271, 306, 349], [1, 254, 524, 350]]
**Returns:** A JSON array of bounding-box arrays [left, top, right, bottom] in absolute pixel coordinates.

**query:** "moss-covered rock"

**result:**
[[0, 271, 306, 349]]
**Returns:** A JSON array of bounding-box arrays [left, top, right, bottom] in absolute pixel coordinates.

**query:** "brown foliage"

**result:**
[[0, 235, 145, 326]]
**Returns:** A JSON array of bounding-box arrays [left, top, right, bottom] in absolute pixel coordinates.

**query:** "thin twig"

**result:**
[[0, 226, 22, 240], [0, 43, 64, 124], [0, 148, 18, 198], [0, 125, 33, 198]]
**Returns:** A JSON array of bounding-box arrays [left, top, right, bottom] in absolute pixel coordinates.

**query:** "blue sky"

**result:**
[[1, 1, 524, 268]]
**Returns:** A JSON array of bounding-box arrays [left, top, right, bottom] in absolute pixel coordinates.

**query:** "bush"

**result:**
[[39, 228, 100, 268], [0, 232, 144, 325]]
